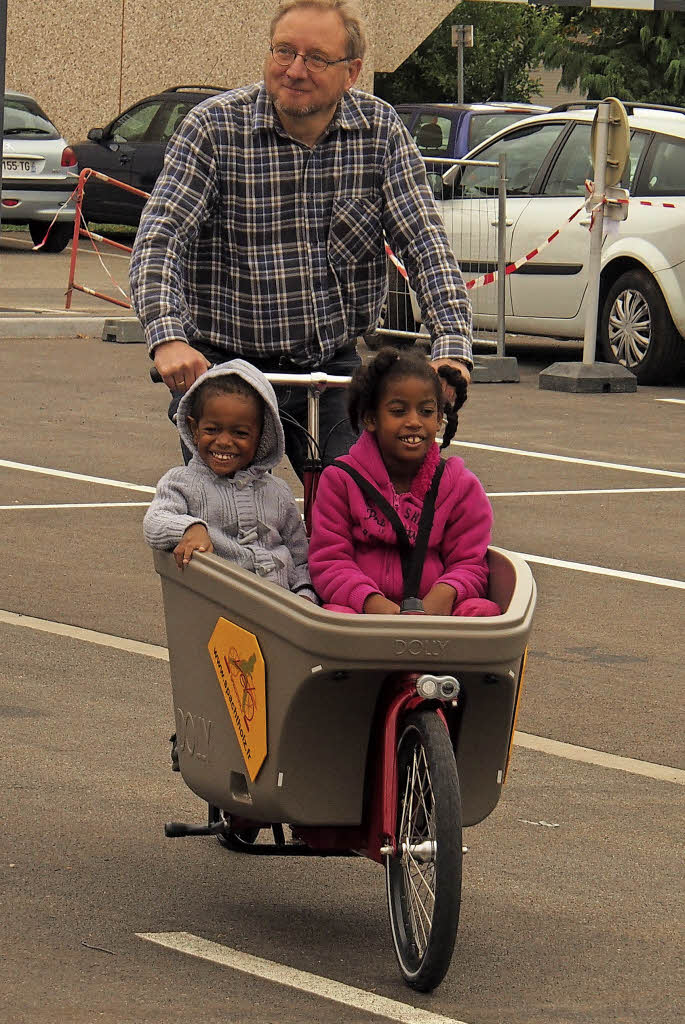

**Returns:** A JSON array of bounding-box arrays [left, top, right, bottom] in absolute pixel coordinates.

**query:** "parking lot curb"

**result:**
[[0, 316, 123, 339]]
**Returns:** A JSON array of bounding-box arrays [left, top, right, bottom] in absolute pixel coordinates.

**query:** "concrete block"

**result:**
[[472, 355, 520, 383], [539, 361, 637, 393], [102, 318, 145, 344]]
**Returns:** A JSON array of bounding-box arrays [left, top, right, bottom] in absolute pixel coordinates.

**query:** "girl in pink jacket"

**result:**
[[308, 348, 500, 617]]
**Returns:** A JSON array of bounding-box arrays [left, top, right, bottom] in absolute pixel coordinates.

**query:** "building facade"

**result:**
[[7, 0, 459, 141]]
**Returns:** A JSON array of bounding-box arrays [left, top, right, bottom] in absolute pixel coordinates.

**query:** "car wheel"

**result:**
[[364, 263, 418, 350], [29, 220, 74, 253], [599, 269, 684, 385]]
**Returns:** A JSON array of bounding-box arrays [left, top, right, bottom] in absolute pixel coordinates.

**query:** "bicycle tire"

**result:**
[[385, 709, 462, 991]]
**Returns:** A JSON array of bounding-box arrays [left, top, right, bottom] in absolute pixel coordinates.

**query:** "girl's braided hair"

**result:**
[[348, 346, 467, 448]]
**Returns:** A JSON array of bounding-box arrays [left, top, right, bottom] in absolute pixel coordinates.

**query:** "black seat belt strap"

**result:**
[[332, 459, 445, 601], [403, 459, 445, 599]]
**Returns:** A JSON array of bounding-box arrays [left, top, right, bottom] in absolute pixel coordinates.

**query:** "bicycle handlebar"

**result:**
[[149, 365, 351, 387]]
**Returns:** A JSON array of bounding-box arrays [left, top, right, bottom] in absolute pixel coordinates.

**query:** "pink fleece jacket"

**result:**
[[308, 431, 493, 612]]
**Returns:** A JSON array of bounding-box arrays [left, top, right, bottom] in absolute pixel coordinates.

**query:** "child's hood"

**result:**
[[176, 359, 285, 472]]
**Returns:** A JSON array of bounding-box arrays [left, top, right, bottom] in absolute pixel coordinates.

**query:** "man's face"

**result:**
[[265, 7, 361, 123]]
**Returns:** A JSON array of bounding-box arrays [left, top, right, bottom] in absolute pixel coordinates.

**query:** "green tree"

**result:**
[[374, 2, 560, 105], [541, 9, 685, 104]]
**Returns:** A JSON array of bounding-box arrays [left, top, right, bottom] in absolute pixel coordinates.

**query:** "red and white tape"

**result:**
[[465, 202, 585, 290], [385, 201, 585, 292], [385, 186, 680, 293], [635, 199, 677, 209]]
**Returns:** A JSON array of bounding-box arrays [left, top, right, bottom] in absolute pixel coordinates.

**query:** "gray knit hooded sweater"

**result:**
[[143, 359, 316, 600]]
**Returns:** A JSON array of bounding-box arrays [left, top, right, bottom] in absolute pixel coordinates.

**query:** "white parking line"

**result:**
[[2, 463, 682, 584], [487, 486, 685, 498], [656, 398, 685, 405], [296, 486, 685, 503], [0, 609, 168, 660], [4, 454, 685, 499], [0, 502, 150, 510], [79, 246, 131, 261], [136, 932, 470, 1024], [519, 552, 685, 589], [515, 733, 684, 785], [0, 459, 155, 493], [1, 607, 682, 784], [449, 441, 685, 480]]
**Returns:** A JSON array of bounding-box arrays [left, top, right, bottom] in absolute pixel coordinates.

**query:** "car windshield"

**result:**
[[3, 97, 59, 138], [468, 112, 537, 150], [460, 121, 566, 197]]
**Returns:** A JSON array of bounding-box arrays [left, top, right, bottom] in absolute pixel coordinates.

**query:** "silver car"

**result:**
[[1, 90, 77, 252]]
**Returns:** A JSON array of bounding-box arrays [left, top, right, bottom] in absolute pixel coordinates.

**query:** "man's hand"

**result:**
[[430, 358, 471, 404], [363, 593, 401, 615], [421, 583, 457, 616], [154, 340, 210, 393], [173, 524, 213, 569]]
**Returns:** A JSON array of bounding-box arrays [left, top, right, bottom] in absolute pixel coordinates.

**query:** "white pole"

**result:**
[[582, 100, 610, 365], [496, 153, 507, 357], [0, 0, 7, 237]]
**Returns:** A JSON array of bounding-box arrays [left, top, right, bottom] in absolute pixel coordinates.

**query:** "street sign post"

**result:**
[[539, 97, 636, 392], [582, 98, 630, 365], [451, 24, 474, 104]]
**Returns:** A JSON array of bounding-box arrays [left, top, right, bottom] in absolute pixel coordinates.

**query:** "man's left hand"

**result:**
[[431, 358, 471, 404]]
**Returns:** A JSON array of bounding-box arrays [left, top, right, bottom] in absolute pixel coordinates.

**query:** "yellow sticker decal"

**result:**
[[208, 617, 267, 782]]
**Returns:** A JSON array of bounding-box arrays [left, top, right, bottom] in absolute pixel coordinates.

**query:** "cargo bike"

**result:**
[[153, 370, 536, 992]]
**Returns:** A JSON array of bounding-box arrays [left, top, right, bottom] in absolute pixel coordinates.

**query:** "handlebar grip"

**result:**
[[150, 366, 163, 383]]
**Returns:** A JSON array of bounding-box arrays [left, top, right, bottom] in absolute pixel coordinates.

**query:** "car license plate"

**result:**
[[2, 159, 37, 174]]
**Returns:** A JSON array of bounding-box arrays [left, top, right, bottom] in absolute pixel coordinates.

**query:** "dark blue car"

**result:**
[[395, 102, 549, 161]]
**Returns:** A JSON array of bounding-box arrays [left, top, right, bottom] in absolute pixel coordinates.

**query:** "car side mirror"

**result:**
[[87, 128, 105, 142]]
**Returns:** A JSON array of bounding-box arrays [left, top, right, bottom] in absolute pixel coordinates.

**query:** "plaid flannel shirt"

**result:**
[[129, 84, 472, 368]]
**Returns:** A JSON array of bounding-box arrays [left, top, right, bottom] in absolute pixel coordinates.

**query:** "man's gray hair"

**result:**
[[270, 0, 368, 61]]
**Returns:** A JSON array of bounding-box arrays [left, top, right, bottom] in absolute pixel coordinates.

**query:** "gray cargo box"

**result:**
[[155, 546, 536, 828]]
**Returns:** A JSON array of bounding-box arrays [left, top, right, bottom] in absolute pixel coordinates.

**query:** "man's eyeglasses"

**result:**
[[270, 43, 352, 73]]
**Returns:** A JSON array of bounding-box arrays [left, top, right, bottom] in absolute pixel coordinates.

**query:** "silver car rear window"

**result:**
[[3, 97, 60, 139]]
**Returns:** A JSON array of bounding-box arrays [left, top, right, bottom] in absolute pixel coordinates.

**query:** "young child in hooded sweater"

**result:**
[[308, 348, 500, 617], [144, 359, 317, 603]]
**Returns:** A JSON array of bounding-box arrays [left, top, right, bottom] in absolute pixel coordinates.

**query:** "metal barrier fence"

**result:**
[[64, 160, 509, 350], [64, 167, 148, 310], [373, 155, 507, 355]]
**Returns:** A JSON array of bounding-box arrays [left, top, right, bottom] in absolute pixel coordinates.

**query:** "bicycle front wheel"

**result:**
[[385, 709, 462, 991]]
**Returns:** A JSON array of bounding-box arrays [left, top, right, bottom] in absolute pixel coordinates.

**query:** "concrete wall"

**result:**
[[7, 0, 457, 142]]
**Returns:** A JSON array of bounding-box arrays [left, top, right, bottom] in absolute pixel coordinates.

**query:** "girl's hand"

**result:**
[[174, 524, 213, 569], [421, 583, 457, 616], [363, 594, 401, 615]]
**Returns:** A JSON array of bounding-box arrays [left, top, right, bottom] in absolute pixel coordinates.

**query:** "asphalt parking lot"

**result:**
[[1, 234, 684, 1024]]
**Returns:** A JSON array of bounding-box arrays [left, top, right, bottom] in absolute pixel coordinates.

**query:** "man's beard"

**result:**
[[269, 83, 344, 120], [273, 96, 321, 118]]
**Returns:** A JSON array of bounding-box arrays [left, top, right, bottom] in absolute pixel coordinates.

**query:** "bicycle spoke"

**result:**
[[399, 755, 413, 841], [406, 850, 436, 905], [404, 859, 432, 943], [407, 857, 436, 941]]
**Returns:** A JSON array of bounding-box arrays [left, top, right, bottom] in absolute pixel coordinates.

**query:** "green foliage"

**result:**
[[374, 2, 560, 105], [540, 9, 685, 104]]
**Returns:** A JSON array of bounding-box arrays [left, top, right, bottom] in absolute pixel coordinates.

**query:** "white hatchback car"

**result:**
[[394, 103, 685, 384], [1, 90, 77, 252]]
